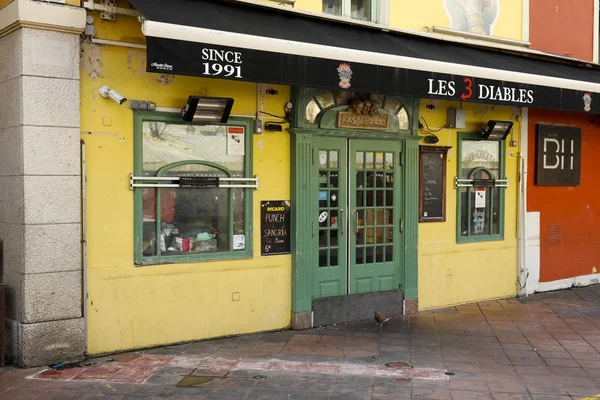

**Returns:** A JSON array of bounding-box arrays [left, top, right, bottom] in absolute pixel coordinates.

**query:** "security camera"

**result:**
[[99, 85, 127, 105]]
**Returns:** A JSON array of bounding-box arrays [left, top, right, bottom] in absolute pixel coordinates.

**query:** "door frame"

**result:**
[[290, 89, 421, 317]]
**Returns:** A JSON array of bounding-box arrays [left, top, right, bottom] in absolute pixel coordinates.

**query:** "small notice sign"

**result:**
[[261, 200, 291, 256], [475, 187, 486, 208], [227, 126, 245, 156]]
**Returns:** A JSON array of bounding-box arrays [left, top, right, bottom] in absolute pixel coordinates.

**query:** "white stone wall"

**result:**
[[0, 27, 83, 366]]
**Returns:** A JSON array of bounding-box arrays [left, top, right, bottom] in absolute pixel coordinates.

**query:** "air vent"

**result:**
[[548, 224, 562, 245]]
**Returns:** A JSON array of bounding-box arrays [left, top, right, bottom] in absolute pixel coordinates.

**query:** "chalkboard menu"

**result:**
[[261, 200, 291, 256], [419, 146, 451, 222]]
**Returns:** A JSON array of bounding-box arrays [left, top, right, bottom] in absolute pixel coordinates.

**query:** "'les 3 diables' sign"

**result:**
[[428, 78, 534, 104]]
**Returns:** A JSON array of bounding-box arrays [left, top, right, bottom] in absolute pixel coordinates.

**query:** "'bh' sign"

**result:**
[[535, 124, 581, 186]]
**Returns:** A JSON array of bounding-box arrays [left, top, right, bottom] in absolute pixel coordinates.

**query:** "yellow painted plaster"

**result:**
[[82, 16, 292, 355], [417, 101, 520, 310]]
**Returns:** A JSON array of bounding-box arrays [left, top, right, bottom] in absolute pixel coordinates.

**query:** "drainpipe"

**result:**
[[517, 108, 529, 296]]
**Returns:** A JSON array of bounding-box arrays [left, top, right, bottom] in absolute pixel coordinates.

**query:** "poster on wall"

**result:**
[[535, 124, 581, 186], [261, 200, 291, 256]]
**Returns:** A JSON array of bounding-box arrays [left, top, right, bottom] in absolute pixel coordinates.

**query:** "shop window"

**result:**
[[134, 113, 252, 265], [322, 0, 385, 23], [304, 89, 410, 131], [456, 132, 505, 243]]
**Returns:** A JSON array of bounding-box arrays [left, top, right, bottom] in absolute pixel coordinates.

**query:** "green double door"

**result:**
[[313, 137, 404, 299]]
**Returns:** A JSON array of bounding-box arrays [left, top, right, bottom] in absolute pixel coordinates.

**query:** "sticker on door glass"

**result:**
[[318, 211, 328, 223], [233, 234, 245, 250], [319, 191, 328, 201], [331, 194, 337, 202], [227, 126, 245, 156], [475, 187, 486, 208]]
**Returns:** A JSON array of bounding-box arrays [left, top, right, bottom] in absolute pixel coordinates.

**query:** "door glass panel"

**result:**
[[356, 152, 364, 169], [375, 153, 384, 169], [318, 148, 341, 269], [355, 149, 396, 267], [356, 246, 364, 264]]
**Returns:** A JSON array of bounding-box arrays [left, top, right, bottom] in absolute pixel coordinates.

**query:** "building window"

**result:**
[[456, 132, 505, 243], [322, 0, 384, 23], [133, 112, 253, 265]]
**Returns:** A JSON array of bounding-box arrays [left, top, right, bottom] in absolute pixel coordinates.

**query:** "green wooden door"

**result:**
[[349, 140, 403, 295], [313, 137, 348, 298], [312, 137, 403, 299]]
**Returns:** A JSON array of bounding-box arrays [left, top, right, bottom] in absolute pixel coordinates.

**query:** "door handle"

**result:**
[[339, 209, 344, 236], [399, 218, 404, 234], [312, 221, 315, 237], [354, 209, 359, 235]]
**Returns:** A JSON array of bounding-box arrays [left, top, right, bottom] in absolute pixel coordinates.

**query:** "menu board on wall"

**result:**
[[419, 146, 451, 222], [261, 200, 291, 256]]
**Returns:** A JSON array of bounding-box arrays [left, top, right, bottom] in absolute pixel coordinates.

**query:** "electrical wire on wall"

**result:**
[[418, 116, 448, 144]]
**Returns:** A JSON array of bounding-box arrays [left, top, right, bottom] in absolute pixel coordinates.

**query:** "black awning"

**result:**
[[129, 0, 600, 113]]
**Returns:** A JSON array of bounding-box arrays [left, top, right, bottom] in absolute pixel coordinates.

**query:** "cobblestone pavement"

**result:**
[[6, 288, 600, 399]]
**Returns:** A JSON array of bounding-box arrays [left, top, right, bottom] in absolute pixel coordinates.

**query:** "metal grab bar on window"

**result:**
[[454, 177, 508, 188], [129, 174, 259, 190]]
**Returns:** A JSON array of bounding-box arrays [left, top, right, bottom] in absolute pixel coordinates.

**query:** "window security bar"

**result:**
[[455, 177, 508, 188], [129, 174, 259, 190]]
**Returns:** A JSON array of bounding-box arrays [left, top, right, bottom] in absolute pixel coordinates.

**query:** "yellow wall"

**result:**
[[293, 0, 523, 40], [417, 101, 520, 310], [82, 13, 292, 355]]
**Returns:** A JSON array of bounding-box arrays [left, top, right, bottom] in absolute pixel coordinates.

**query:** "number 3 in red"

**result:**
[[461, 78, 473, 100]]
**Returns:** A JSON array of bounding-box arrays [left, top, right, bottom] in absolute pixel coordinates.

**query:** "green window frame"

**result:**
[[133, 111, 253, 265], [456, 132, 506, 244], [322, 0, 383, 23]]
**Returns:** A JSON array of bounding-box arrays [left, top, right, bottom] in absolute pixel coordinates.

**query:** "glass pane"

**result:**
[[331, 230, 339, 247], [366, 172, 375, 188], [366, 190, 374, 206], [319, 171, 328, 189], [376, 227, 384, 244], [386, 226, 393, 244], [357, 190, 364, 207], [319, 210, 328, 228], [376, 172, 384, 188], [384, 96, 402, 115], [356, 171, 365, 189], [323, 0, 342, 15], [329, 151, 339, 169], [330, 249, 339, 266], [330, 171, 339, 188], [385, 173, 394, 188], [460, 188, 469, 236], [330, 210, 338, 228], [369, 94, 385, 107], [319, 249, 328, 267], [319, 151, 328, 168], [397, 108, 409, 130], [159, 186, 229, 255], [356, 152, 364, 169], [387, 209, 394, 225], [356, 247, 364, 264], [386, 190, 393, 207], [305, 99, 321, 124], [330, 191, 339, 208], [461, 141, 500, 177], [385, 153, 394, 169], [375, 152, 384, 169], [142, 189, 157, 256], [366, 227, 374, 244], [366, 246, 374, 264], [366, 152, 374, 169], [316, 90, 335, 109], [376, 191, 384, 207], [319, 229, 327, 248], [351, 0, 372, 21], [232, 188, 245, 236], [376, 246, 384, 263], [385, 246, 393, 262], [142, 123, 244, 175], [492, 188, 501, 235]]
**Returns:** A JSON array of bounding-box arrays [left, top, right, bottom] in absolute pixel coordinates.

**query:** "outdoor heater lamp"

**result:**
[[481, 120, 514, 141], [181, 96, 234, 123]]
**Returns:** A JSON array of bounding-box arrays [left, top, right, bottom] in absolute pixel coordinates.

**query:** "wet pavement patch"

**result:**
[[176, 375, 215, 387]]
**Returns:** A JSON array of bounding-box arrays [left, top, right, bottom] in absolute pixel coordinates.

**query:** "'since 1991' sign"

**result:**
[[201, 47, 243, 79]]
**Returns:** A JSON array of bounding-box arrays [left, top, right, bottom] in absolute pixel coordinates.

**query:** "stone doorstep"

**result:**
[[30, 355, 449, 384]]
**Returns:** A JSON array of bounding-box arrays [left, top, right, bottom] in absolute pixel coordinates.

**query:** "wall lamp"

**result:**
[[181, 96, 234, 123], [481, 120, 514, 141]]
